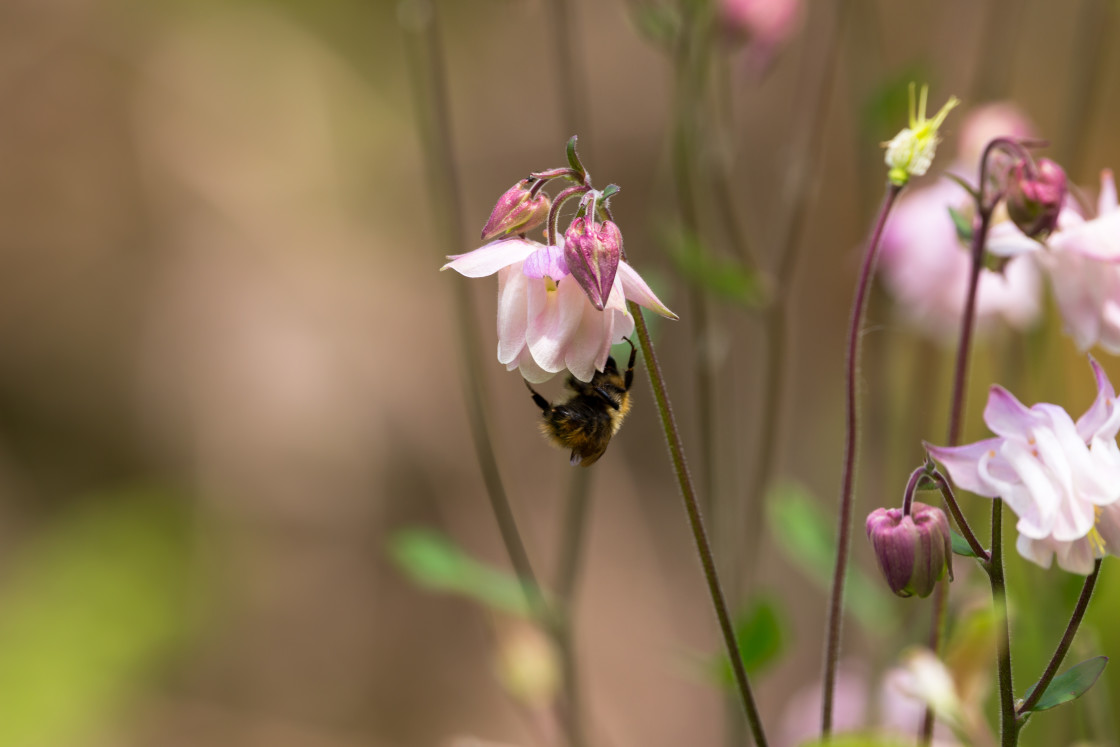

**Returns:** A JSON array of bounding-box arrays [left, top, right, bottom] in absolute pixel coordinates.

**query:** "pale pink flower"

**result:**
[[442, 238, 676, 383], [927, 359, 1120, 574], [1037, 170, 1120, 353], [718, 0, 803, 73], [879, 178, 1042, 340]]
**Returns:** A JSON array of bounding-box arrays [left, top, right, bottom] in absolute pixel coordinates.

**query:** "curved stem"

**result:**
[[627, 301, 769, 747], [821, 181, 903, 735], [900, 466, 925, 516], [928, 468, 990, 561], [946, 208, 993, 446], [1017, 558, 1103, 717], [548, 185, 590, 247]]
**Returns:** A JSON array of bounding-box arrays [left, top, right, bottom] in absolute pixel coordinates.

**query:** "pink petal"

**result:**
[[983, 385, 1038, 437], [924, 439, 1004, 497], [526, 276, 585, 374], [617, 262, 678, 319], [1077, 357, 1119, 441], [1100, 169, 1118, 214], [441, 239, 538, 278], [496, 265, 530, 365]]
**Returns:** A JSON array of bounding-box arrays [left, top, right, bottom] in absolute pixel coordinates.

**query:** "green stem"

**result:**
[[989, 499, 1018, 747], [628, 301, 769, 747]]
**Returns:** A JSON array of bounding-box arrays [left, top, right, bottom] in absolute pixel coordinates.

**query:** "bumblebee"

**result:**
[[524, 338, 637, 467]]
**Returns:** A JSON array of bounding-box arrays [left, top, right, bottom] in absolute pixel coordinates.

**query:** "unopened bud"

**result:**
[[866, 502, 953, 598], [1006, 157, 1067, 239], [481, 180, 551, 242], [493, 624, 560, 708], [563, 216, 621, 310]]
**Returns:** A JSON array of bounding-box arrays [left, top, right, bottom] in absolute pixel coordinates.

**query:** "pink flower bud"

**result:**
[[866, 502, 953, 598], [563, 217, 621, 311], [1006, 158, 1067, 240], [481, 180, 551, 242]]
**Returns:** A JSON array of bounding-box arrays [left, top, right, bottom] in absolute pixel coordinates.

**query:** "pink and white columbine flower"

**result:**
[[926, 359, 1120, 574], [1038, 170, 1120, 353], [442, 237, 677, 383]]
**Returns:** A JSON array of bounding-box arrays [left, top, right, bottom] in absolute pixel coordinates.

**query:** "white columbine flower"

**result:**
[[926, 359, 1120, 574], [442, 237, 677, 383]]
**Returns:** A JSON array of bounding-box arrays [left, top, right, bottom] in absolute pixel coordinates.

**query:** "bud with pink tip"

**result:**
[[866, 502, 953, 598], [563, 216, 622, 311], [1006, 157, 1067, 240], [481, 179, 551, 242]]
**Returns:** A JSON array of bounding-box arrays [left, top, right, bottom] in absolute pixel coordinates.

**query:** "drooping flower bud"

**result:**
[[1006, 157, 1067, 239], [563, 216, 621, 310], [481, 180, 551, 242], [866, 502, 953, 598]]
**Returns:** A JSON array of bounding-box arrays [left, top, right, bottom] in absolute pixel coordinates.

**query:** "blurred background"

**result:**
[[2, 0, 1120, 745]]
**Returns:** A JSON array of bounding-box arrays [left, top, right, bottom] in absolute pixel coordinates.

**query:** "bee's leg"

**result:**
[[523, 379, 551, 413], [622, 336, 637, 390], [594, 387, 621, 410]]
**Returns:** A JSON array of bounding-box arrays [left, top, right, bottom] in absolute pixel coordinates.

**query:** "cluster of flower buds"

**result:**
[[866, 501, 953, 598], [443, 138, 676, 384]]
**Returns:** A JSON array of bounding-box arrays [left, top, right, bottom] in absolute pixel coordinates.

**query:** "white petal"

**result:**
[[497, 265, 529, 365], [564, 286, 606, 383], [1001, 439, 1059, 533], [1016, 534, 1054, 569], [617, 262, 678, 319], [442, 239, 538, 277], [1100, 169, 1118, 214], [513, 346, 555, 384], [527, 277, 584, 374]]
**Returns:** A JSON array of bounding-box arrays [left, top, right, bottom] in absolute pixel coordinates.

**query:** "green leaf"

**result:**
[[665, 230, 767, 309], [710, 597, 787, 686], [599, 183, 620, 203], [565, 136, 583, 175], [950, 529, 978, 557], [947, 206, 972, 244], [389, 528, 536, 617], [0, 488, 200, 747], [1021, 656, 1108, 712], [767, 482, 894, 633]]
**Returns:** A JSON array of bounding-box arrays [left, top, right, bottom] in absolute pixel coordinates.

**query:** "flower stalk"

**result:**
[[609, 211, 767, 745], [1016, 559, 1103, 718], [821, 181, 904, 735]]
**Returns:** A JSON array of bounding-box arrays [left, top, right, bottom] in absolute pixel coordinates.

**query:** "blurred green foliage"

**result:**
[[0, 489, 200, 747], [388, 528, 536, 618], [767, 481, 894, 634]]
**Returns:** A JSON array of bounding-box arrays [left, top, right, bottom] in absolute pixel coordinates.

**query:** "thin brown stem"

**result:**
[[1016, 559, 1103, 717], [821, 181, 903, 736]]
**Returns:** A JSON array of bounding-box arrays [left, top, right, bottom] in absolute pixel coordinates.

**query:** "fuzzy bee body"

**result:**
[[524, 339, 636, 466]]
